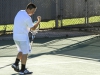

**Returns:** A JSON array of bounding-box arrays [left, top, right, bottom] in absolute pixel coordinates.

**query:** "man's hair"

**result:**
[[26, 3, 36, 10]]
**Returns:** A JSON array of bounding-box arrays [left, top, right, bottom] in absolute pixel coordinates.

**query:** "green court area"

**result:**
[[0, 16, 100, 31], [0, 35, 100, 75]]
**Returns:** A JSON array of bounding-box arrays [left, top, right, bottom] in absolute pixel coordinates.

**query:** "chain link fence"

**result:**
[[0, 0, 100, 38], [0, 0, 32, 34], [87, 0, 100, 33], [61, 0, 100, 32]]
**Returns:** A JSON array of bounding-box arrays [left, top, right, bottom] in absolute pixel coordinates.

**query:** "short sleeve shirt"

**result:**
[[13, 10, 34, 41]]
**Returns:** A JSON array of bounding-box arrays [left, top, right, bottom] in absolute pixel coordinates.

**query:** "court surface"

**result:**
[[0, 35, 100, 75]]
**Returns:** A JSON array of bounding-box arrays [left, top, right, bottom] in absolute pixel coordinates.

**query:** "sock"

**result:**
[[15, 58, 20, 66], [21, 64, 25, 72]]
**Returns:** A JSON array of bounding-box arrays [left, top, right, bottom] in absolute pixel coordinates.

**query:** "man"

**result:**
[[12, 3, 41, 74]]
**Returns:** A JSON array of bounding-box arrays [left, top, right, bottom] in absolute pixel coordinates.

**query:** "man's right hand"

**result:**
[[30, 16, 41, 31], [37, 16, 41, 22]]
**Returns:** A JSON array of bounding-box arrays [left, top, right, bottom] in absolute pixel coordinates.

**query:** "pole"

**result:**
[[55, 0, 58, 28], [85, 0, 89, 25], [60, 0, 63, 27]]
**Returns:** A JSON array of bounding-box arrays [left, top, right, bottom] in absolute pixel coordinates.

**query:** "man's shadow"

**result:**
[[11, 72, 33, 75]]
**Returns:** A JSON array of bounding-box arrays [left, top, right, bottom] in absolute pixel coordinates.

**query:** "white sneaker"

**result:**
[[19, 69, 33, 75]]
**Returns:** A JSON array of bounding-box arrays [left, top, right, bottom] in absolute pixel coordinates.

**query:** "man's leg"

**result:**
[[17, 52, 22, 60], [20, 53, 33, 74], [14, 52, 22, 65], [13, 41, 22, 66], [20, 54, 28, 72], [19, 40, 33, 74], [12, 52, 22, 72]]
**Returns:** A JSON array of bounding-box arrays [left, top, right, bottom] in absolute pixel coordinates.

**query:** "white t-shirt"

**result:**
[[13, 10, 34, 41]]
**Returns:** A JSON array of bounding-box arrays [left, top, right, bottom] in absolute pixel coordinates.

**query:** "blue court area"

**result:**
[[0, 35, 100, 75]]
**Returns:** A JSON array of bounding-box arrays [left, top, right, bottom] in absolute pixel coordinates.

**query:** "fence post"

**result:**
[[60, 0, 63, 27], [85, 0, 89, 25], [55, 0, 58, 28], [3, 25, 7, 34]]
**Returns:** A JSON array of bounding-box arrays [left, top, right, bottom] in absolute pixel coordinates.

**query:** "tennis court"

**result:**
[[0, 35, 100, 75]]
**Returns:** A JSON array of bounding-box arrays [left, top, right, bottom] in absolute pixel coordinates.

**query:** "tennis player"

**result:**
[[12, 3, 41, 74]]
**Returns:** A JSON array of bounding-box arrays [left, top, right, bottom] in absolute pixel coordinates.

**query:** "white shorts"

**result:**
[[14, 40, 31, 54]]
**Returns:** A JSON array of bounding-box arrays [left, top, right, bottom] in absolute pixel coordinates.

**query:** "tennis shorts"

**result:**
[[14, 40, 31, 54]]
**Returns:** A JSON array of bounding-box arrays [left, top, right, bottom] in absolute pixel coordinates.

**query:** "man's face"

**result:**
[[28, 8, 36, 16]]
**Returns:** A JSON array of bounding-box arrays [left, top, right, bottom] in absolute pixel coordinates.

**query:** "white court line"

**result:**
[[28, 60, 100, 66]]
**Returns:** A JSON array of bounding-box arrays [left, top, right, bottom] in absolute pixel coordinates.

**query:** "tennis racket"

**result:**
[[29, 21, 40, 48]]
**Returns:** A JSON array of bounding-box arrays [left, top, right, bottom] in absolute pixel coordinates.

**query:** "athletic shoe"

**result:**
[[11, 63, 19, 72], [19, 69, 33, 75]]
